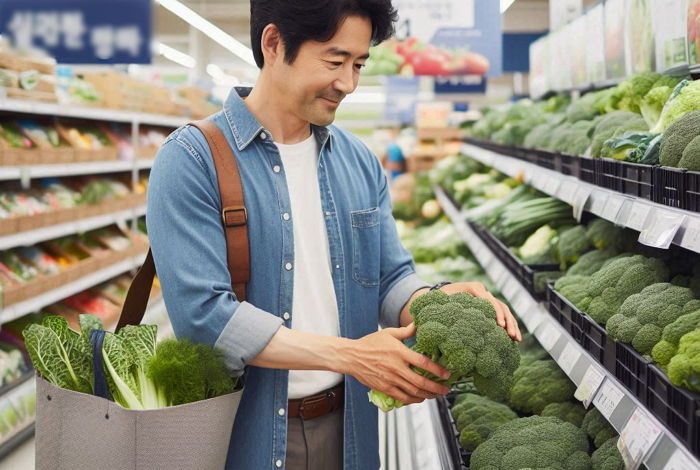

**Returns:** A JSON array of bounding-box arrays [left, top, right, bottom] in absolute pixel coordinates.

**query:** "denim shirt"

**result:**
[[146, 87, 427, 470]]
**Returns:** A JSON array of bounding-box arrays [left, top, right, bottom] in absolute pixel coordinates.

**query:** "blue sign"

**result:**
[[0, 0, 152, 64], [384, 76, 421, 124], [434, 75, 487, 94]]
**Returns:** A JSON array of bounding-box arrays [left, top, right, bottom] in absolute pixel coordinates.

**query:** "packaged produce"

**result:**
[[0, 251, 39, 282], [16, 246, 60, 275]]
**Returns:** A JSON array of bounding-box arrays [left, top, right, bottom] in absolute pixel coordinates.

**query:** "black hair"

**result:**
[[250, 0, 397, 68]]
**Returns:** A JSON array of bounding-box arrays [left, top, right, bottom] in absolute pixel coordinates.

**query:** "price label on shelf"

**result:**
[[627, 201, 652, 231], [572, 186, 593, 222], [589, 195, 606, 216], [681, 219, 700, 254], [557, 180, 578, 204], [558, 342, 581, 375], [593, 378, 624, 420], [618, 408, 662, 470], [503, 279, 519, 300], [638, 209, 686, 249], [663, 448, 698, 470], [602, 195, 626, 223], [512, 292, 531, 315], [532, 172, 549, 191], [545, 177, 561, 197], [575, 365, 605, 408], [522, 307, 544, 331], [538, 322, 561, 352]]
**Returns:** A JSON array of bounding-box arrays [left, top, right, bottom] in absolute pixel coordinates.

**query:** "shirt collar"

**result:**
[[223, 87, 333, 153]]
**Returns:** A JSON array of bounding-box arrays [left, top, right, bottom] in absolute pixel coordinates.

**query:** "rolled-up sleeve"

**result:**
[[375, 160, 429, 328], [147, 130, 283, 373]]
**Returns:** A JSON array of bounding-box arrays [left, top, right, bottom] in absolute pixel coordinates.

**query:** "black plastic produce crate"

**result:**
[[436, 396, 470, 469], [546, 283, 583, 342], [557, 153, 580, 177], [685, 170, 700, 213], [469, 222, 560, 300], [619, 161, 655, 201], [546, 284, 616, 371], [646, 365, 700, 458], [614, 342, 650, 405], [595, 158, 623, 192], [655, 166, 686, 209], [579, 157, 597, 185], [531, 149, 558, 171]]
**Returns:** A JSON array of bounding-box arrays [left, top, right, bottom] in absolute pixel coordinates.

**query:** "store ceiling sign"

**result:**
[[364, 0, 502, 77], [433, 75, 487, 94], [0, 0, 151, 64]]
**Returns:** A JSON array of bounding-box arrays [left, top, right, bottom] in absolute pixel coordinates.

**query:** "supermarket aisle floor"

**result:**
[[0, 437, 33, 469]]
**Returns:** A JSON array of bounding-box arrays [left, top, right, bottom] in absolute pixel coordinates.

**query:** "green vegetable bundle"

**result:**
[[23, 314, 237, 409], [489, 196, 575, 247]]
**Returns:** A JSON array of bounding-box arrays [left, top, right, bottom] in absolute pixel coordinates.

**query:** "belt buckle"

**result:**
[[222, 205, 247, 227]]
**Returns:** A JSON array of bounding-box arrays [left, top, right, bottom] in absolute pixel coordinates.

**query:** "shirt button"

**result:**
[[275, 460, 283, 468], [273, 165, 281, 173], [260, 132, 267, 140], [335, 264, 340, 269], [325, 211, 332, 216], [283, 312, 291, 320], [278, 408, 285, 416], [283, 212, 290, 221], [285, 263, 293, 271]]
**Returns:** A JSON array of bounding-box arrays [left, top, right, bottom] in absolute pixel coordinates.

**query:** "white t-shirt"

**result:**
[[275, 133, 343, 399]]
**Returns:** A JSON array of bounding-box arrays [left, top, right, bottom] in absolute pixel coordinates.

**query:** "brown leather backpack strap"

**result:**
[[188, 120, 250, 302], [116, 249, 157, 331]]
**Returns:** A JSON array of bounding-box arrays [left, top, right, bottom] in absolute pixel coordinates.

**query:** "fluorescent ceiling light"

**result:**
[[157, 42, 196, 68], [500, 0, 516, 13], [206, 63, 225, 79], [157, 0, 257, 68]]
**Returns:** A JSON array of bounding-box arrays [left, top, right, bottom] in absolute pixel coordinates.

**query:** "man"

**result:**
[[147, 1, 521, 469]]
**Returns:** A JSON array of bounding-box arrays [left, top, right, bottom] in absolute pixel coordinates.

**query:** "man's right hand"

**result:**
[[338, 323, 452, 406]]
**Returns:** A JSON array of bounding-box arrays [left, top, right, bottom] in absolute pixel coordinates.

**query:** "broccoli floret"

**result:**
[[508, 359, 576, 414], [555, 274, 594, 310], [585, 219, 625, 251], [641, 86, 673, 129], [667, 328, 700, 392], [677, 135, 700, 171], [591, 437, 624, 470], [586, 255, 669, 326], [581, 408, 617, 448], [651, 308, 700, 365], [554, 225, 593, 270], [518, 332, 549, 366], [615, 72, 663, 114], [369, 291, 521, 411], [566, 248, 621, 276], [607, 283, 696, 354], [524, 123, 552, 149], [652, 79, 700, 133], [659, 110, 700, 168], [450, 393, 518, 451], [540, 401, 587, 427], [470, 415, 591, 470], [590, 112, 648, 157], [566, 93, 602, 123]]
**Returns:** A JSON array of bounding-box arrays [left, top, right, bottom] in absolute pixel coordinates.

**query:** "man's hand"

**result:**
[[440, 282, 522, 341], [338, 323, 451, 406]]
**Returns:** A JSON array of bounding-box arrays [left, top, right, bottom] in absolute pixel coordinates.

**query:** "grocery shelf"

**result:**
[[1, 252, 148, 324], [0, 204, 146, 251], [0, 161, 135, 181], [0, 374, 35, 461], [463, 143, 700, 253], [435, 185, 700, 470], [0, 98, 187, 128]]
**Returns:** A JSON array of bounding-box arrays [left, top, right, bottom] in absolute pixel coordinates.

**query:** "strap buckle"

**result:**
[[222, 206, 247, 227]]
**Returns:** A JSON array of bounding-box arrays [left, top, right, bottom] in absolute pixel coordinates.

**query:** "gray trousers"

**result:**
[[285, 408, 343, 470]]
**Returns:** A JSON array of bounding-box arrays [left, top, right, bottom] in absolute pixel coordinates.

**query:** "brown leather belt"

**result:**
[[287, 383, 344, 420]]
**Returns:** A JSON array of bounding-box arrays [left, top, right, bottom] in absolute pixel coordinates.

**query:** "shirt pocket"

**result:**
[[350, 207, 381, 287]]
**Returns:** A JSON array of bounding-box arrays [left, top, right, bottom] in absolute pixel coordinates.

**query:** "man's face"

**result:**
[[272, 15, 372, 126]]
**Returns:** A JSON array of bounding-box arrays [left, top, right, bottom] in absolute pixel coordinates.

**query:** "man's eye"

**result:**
[[354, 63, 366, 70], [328, 61, 343, 67]]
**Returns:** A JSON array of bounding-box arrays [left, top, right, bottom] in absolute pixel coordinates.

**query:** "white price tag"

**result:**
[[503, 279, 519, 300], [545, 177, 561, 196], [532, 172, 549, 191], [538, 322, 561, 352], [513, 292, 531, 315], [558, 342, 581, 375], [575, 366, 605, 407], [628, 201, 651, 231], [589, 195, 606, 216], [572, 186, 593, 222], [681, 219, 700, 254], [557, 181, 578, 204], [522, 307, 543, 331], [19, 167, 31, 190], [638, 209, 686, 249], [618, 408, 662, 470], [663, 448, 697, 470], [602, 195, 625, 223], [593, 379, 624, 419]]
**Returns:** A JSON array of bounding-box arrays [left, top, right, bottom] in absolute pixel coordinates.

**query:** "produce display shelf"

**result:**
[[435, 185, 700, 470], [0, 374, 36, 461], [462, 143, 700, 255], [1, 252, 148, 324], [0, 98, 188, 128], [0, 161, 136, 181], [0, 204, 146, 251]]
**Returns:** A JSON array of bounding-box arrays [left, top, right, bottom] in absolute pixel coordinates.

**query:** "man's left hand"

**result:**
[[440, 282, 522, 341]]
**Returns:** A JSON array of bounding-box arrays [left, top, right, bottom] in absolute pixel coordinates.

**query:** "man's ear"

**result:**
[[260, 24, 284, 67]]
